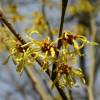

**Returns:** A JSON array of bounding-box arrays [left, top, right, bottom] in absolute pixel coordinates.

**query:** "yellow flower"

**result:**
[[52, 63, 85, 88], [61, 32, 96, 55]]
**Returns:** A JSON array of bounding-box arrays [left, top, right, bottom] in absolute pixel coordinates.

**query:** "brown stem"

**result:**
[[51, 1, 68, 100], [58, 0, 68, 40], [57, 0, 68, 51], [56, 83, 68, 100]]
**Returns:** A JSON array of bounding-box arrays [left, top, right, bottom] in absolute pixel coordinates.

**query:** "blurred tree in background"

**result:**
[[0, 0, 100, 100]]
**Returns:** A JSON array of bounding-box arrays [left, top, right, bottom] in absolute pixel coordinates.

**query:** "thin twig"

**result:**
[[51, 1, 68, 100]]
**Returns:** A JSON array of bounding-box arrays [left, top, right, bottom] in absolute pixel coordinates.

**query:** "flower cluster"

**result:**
[[60, 32, 97, 56], [3, 30, 97, 88], [52, 63, 85, 88], [22, 37, 58, 71], [4, 41, 36, 74]]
